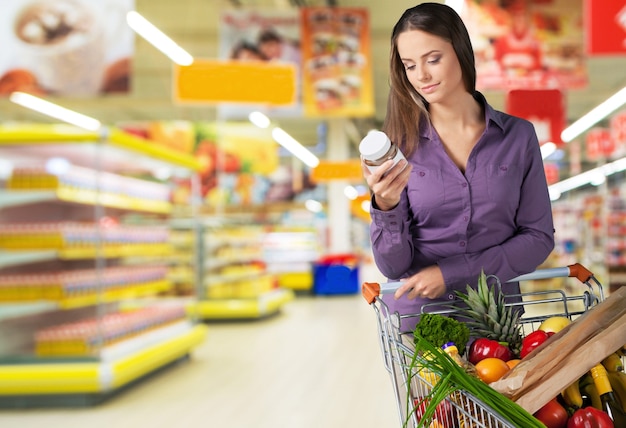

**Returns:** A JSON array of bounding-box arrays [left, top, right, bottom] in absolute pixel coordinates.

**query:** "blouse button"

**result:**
[[447, 294, 455, 300], [419, 171, 425, 177], [462, 182, 468, 188], [463, 216, 469, 222], [500, 166, 508, 171], [459, 241, 466, 247]]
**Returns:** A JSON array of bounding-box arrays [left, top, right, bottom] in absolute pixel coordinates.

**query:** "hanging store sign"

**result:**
[[217, 9, 303, 119], [585, 0, 626, 55], [610, 111, 626, 157], [461, 0, 587, 90], [586, 128, 614, 161], [310, 160, 362, 182], [300, 7, 374, 118], [174, 60, 297, 105], [506, 89, 565, 146], [0, 0, 135, 97]]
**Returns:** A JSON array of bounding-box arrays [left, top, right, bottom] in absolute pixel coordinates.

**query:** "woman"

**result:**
[[363, 3, 555, 327]]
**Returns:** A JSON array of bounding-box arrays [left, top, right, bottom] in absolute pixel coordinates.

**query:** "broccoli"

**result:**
[[413, 313, 470, 354]]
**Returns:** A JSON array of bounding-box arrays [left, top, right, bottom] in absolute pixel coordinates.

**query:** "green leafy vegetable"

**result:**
[[409, 334, 545, 428], [413, 313, 470, 354]]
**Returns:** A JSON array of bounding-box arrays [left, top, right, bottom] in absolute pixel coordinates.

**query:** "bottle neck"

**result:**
[[590, 364, 613, 396]]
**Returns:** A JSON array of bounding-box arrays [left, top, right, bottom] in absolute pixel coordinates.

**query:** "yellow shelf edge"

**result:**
[[0, 324, 207, 395], [0, 124, 201, 172], [190, 289, 294, 319], [109, 324, 207, 389]]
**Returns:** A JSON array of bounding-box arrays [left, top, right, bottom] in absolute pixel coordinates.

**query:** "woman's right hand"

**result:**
[[362, 158, 411, 211]]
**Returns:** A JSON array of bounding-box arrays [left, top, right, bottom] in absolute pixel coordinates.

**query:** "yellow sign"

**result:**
[[174, 59, 297, 105], [311, 160, 363, 182]]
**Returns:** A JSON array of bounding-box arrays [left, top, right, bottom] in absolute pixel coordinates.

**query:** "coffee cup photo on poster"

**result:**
[[0, 0, 135, 97]]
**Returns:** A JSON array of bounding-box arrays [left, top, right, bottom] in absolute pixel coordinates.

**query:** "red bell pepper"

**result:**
[[521, 330, 552, 359], [468, 337, 513, 364], [567, 407, 614, 428]]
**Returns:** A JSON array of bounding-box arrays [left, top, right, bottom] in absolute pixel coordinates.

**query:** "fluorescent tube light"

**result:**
[[540, 142, 556, 159], [248, 111, 271, 129], [561, 86, 626, 143], [548, 155, 626, 201], [271, 127, 320, 168], [10, 92, 101, 131], [126, 11, 193, 66]]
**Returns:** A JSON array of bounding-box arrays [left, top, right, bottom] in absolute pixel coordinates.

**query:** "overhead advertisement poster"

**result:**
[[585, 0, 626, 56], [218, 9, 302, 119], [0, 0, 135, 97], [460, 0, 587, 90], [300, 7, 374, 118]]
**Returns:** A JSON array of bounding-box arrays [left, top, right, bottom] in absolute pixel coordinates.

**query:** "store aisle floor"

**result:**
[[0, 293, 400, 428]]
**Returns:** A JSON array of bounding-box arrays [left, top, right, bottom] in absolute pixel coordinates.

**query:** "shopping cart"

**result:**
[[362, 263, 604, 428]]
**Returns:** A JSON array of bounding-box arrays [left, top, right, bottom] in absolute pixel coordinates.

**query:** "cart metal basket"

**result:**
[[362, 263, 604, 428]]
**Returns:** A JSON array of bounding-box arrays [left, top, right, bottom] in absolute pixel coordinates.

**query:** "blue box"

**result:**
[[313, 254, 359, 295]]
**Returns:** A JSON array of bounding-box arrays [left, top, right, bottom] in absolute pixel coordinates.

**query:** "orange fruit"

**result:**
[[506, 359, 521, 369], [475, 357, 511, 383]]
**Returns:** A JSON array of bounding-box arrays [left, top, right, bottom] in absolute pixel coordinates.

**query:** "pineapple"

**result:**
[[456, 270, 523, 357]]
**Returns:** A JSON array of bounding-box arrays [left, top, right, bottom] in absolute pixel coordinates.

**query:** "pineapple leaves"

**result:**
[[455, 270, 523, 353]]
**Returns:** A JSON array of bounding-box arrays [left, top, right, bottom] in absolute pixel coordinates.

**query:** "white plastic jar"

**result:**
[[359, 130, 406, 174]]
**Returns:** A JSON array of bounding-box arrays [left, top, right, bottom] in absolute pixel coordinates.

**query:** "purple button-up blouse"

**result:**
[[370, 93, 555, 319]]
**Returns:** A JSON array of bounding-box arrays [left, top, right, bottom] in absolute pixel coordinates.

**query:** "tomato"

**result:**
[[567, 407, 614, 428], [474, 357, 511, 383], [414, 397, 456, 428], [533, 398, 569, 428]]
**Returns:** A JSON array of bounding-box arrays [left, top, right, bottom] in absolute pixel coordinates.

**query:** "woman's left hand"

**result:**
[[395, 265, 446, 300]]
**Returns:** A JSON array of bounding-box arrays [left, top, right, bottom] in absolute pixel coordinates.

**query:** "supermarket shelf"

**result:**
[[0, 189, 171, 213], [0, 244, 172, 261], [0, 323, 207, 396], [0, 250, 57, 269], [189, 288, 294, 320], [0, 124, 201, 172], [0, 302, 58, 321]]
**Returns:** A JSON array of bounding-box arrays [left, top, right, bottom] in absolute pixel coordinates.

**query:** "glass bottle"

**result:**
[[359, 130, 405, 174], [589, 362, 626, 426]]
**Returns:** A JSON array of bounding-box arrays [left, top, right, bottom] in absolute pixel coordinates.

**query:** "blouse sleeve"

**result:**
[[369, 189, 417, 280]]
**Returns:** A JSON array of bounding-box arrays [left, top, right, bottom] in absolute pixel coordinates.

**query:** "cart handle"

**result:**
[[507, 263, 593, 284], [362, 263, 595, 305], [362, 281, 404, 304]]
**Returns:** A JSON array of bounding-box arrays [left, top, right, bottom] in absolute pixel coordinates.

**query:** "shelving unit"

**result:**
[[262, 227, 321, 292], [0, 124, 207, 406], [188, 221, 294, 320]]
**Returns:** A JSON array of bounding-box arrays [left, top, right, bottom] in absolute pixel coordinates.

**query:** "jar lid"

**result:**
[[359, 131, 391, 160]]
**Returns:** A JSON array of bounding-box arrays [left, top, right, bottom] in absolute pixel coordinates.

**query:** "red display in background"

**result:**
[[506, 89, 565, 145], [586, 128, 614, 161], [585, 0, 626, 55], [610, 111, 626, 156], [544, 163, 559, 185]]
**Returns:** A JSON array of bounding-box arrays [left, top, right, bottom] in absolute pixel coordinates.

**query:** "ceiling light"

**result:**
[[271, 127, 320, 168], [344, 186, 359, 200], [549, 155, 626, 200], [305, 199, 323, 213], [248, 111, 271, 129], [540, 142, 556, 159], [126, 11, 193, 66], [561, 86, 626, 143], [10, 92, 101, 131]]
